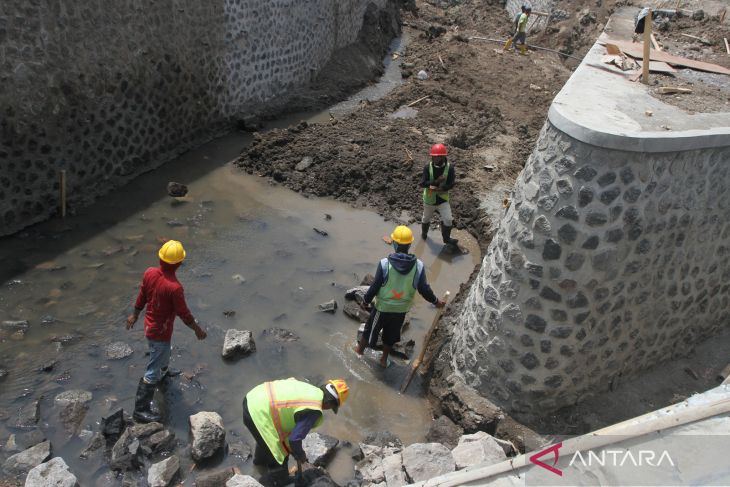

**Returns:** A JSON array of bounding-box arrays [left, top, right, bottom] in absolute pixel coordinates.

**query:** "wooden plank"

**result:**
[[642, 9, 652, 84], [725, 38, 730, 55], [681, 33, 712, 45], [600, 39, 730, 75], [650, 33, 662, 51], [657, 86, 692, 94], [635, 59, 677, 73]]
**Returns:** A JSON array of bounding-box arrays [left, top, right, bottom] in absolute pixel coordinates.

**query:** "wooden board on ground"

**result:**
[[657, 86, 692, 94], [600, 39, 730, 75], [635, 59, 677, 73]]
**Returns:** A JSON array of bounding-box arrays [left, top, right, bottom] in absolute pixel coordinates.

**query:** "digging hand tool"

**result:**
[[400, 291, 450, 393]]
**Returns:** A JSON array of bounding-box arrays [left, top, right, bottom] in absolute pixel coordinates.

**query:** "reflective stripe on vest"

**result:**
[[375, 258, 423, 313], [423, 162, 450, 205], [246, 379, 324, 464]]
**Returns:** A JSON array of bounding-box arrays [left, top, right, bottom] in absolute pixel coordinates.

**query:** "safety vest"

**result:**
[[375, 258, 424, 313], [245, 379, 324, 464], [423, 162, 450, 205], [518, 13, 529, 33]]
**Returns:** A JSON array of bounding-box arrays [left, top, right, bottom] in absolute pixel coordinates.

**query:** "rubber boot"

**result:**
[[133, 378, 161, 423], [503, 38, 513, 51], [519, 44, 527, 55], [441, 225, 459, 246], [421, 222, 429, 240]]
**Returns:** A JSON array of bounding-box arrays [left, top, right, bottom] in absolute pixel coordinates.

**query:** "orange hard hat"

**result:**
[[430, 143, 448, 156]]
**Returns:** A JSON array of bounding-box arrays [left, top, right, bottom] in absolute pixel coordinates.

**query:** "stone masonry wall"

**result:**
[[0, 0, 389, 235], [443, 121, 730, 414]]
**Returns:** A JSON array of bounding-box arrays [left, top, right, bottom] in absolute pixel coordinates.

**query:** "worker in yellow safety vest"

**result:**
[[242, 378, 349, 485], [503, 6, 531, 54]]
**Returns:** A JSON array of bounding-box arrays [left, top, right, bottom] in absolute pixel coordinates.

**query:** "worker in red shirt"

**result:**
[[126, 240, 207, 423]]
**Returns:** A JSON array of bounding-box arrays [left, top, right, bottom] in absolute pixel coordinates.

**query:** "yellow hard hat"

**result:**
[[158, 240, 186, 264], [325, 379, 349, 413], [390, 225, 414, 245]]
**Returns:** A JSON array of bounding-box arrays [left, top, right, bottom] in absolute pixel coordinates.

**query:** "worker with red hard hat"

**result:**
[[420, 143, 458, 245]]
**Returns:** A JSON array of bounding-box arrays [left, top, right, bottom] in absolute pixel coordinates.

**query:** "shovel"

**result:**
[[400, 291, 450, 393]]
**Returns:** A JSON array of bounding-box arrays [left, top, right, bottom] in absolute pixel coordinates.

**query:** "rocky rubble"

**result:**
[[189, 411, 226, 461], [25, 457, 78, 487]]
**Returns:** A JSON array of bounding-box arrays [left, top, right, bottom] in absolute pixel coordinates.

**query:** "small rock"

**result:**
[[5, 430, 46, 454], [417, 70, 428, 80], [231, 274, 246, 284], [362, 431, 402, 450], [295, 157, 314, 171], [226, 475, 263, 487], [54, 389, 92, 408], [529, 84, 542, 91], [426, 416, 464, 449], [382, 452, 408, 486], [645, 110, 653, 117], [343, 302, 369, 322], [195, 468, 236, 487], [344, 286, 369, 305], [3, 440, 52, 475], [451, 431, 507, 469], [167, 182, 188, 198], [111, 423, 164, 471], [228, 442, 252, 460], [1, 320, 29, 331], [223, 310, 236, 317], [313, 227, 328, 237], [303, 433, 339, 467], [324, 214, 332, 220], [106, 342, 134, 360], [401, 443, 455, 482], [39, 359, 57, 372], [189, 411, 226, 462], [25, 456, 77, 487], [79, 432, 105, 459], [148, 455, 180, 487], [391, 339, 415, 360], [318, 300, 338, 313], [692, 9, 704, 20], [143, 429, 176, 455], [222, 329, 256, 359], [13, 398, 41, 428], [360, 274, 375, 286], [0, 368, 8, 380], [102, 408, 128, 439], [261, 327, 300, 342]]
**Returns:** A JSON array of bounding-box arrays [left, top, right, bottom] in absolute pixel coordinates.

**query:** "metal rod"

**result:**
[[60, 169, 67, 218], [469, 37, 584, 61], [642, 9, 652, 84]]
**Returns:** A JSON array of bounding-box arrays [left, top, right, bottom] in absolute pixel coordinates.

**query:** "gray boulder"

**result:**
[[343, 302, 369, 322], [295, 157, 313, 172], [5, 429, 46, 453], [195, 468, 236, 487], [426, 415, 464, 449], [147, 455, 179, 487], [401, 443, 455, 483], [302, 433, 339, 467], [106, 342, 134, 360], [222, 330, 256, 359], [111, 422, 164, 471], [79, 432, 104, 460], [3, 440, 51, 475], [344, 286, 369, 305], [190, 412, 225, 461], [318, 300, 337, 313], [226, 474, 264, 487], [451, 431, 507, 469], [55, 390, 93, 433], [25, 457, 78, 487], [382, 452, 408, 487], [1, 320, 29, 331]]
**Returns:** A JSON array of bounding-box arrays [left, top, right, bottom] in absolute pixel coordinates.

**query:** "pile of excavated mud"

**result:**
[[235, 0, 622, 250]]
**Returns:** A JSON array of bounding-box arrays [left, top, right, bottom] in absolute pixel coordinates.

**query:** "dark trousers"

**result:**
[[242, 398, 289, 469]]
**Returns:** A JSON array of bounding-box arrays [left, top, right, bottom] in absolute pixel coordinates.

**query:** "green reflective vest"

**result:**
[[245, 378, 324, 464], [375, 258, 424, 313], [423, 162, 450, 205], [518, 13, 529, 33]]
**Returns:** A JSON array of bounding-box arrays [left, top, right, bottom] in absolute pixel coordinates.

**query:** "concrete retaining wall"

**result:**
[[0, 0, 389, 235], [440, 9, 730, 414]]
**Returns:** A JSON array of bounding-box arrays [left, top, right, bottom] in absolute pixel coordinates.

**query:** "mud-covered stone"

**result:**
[[425, 415, 464, 449], [222, 330, 256, 359], [401, 443, 455, 482], [190, 411, 225, 461], [25, 457, 77, 487]]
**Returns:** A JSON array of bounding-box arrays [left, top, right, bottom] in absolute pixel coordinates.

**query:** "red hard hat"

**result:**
[[430, 143, 448, 156]]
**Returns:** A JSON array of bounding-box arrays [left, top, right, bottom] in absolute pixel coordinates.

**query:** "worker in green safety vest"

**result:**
[[503, 6, 531, 54], [354, 225, 446, 367], [242, 378, 349, 486], [420, 143, 459, 246]]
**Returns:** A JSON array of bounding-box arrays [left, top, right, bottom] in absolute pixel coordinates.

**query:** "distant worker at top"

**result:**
[[420, 143, 459, 246], [504, 6, 531, 54], [126, 240, 207, 423], [354, 226, 446, 367]]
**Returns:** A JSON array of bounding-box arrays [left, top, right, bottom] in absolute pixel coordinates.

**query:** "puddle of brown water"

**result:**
[[0, 131, 480, 484]]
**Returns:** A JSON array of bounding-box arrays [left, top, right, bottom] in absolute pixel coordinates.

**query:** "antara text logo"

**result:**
[[529, 442, 675, 477]]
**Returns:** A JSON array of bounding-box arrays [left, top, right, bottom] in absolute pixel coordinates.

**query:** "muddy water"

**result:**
[[0, 57, 480, 487]]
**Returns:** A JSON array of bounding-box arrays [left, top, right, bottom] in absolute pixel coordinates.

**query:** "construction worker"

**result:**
[[420, 143, 459, 246], [242, 378, 349, 486], [126, 240, 207, 423], [504, 6, 531, 54], [354, 226, 446, 367]]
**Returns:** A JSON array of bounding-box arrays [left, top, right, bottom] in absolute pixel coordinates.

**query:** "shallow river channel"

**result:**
[[0, 36, 481, 486]]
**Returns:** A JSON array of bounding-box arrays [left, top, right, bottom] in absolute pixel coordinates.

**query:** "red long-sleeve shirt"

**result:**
[[134, 265, 194, 342]]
